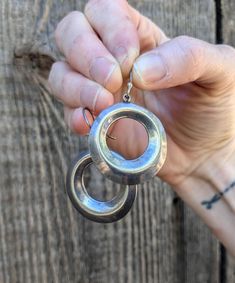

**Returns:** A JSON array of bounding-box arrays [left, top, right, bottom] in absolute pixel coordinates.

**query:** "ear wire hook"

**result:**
[[123, 71, 133, 103], [82, 108, 116, 140]]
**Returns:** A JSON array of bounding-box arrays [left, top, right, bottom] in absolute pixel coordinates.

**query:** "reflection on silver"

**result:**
[[66, 151, 137, 223], [89, 102, 167, 185]]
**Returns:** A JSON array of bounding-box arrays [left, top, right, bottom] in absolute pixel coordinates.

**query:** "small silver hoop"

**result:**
[[82, 108, 94, 129], [66, 151, 137, 223], [88, 102, 167, 185]]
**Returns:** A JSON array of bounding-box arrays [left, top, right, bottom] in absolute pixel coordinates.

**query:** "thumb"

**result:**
[[133, 36, 235, 90]]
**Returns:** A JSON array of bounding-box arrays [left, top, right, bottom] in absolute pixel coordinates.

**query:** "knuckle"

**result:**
[[175, 35, 204, 79], [176, 36, 204, 65], [67, 33, 87, 62], [55, 11, 84, 49], [73, 33, 89, 46]]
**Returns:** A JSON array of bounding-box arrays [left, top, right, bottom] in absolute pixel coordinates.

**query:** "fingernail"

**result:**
[[133, 53, 167, 83], [89, 57, 117, 86]]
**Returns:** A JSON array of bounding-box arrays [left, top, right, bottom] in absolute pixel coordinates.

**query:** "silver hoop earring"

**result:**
[[66, 71, 167, 222], [88, 102, 167, 185], [66, 151, 137, 223]]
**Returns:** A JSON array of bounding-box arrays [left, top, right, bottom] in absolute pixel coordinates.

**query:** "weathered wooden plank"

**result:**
[[221, 1, 235, 281], [226, 254, 235, 283], [132, 0, 215, 42], [122, 1, 220, 283], [222, 0, 235, 46], [0, 0, 222, 282]]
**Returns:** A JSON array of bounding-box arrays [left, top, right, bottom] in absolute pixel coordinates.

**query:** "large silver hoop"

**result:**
[[88, 102, 167, 185], [66, 151, 137, 223]]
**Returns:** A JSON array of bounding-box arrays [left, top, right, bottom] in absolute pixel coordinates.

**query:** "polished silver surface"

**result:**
[[89, 102, 167, 185], [66, 151, 137, 223]]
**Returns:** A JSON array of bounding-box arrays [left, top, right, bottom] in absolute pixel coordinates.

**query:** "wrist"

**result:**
[[173, 139, 235, 255], [176, 138, 235, 203]]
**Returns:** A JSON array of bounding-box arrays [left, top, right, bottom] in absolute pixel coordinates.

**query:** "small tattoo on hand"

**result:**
[[201, 181, 235, 209]]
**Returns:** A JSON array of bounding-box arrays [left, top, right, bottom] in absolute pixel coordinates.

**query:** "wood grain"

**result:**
[[221, 1, 235, 281], [222, 0, 235, 45], [0, 0, 228, 282]]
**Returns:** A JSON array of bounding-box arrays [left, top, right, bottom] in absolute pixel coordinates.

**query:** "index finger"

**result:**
[[84, 0, 140, 77], [55, 11, 123, 93]]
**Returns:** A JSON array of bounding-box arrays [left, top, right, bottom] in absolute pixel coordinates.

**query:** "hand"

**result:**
[[49, 0, 235, 255], [49, 0, 235, 186]]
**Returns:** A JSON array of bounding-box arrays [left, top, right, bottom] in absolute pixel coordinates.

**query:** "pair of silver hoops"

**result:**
[[66, 74, 167, 223]]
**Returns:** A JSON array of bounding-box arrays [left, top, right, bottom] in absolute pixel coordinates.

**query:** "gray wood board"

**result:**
[[222, 0, 235, 281], [0, 0, 224, 282], [222, 0, 235, 45]]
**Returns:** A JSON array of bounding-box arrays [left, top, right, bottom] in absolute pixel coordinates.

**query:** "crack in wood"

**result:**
[[215, 0, 224, 43], [214, 1, 227, 281]]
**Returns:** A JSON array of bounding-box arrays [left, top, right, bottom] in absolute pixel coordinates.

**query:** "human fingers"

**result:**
[[84, 0, 140, 77], [127, 5, 169, 52], [48, 61, 114, 115], [55, 11, 122, 92], [84, 0, 169, 75], [133, 36, 235, 91]]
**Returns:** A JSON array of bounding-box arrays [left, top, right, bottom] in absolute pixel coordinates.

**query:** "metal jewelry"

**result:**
[[66, 71, 167, 222], [88, 73, 167, 185], [66, 151, 137, 223]]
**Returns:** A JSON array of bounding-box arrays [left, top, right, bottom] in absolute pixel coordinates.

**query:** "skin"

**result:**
[[49, 0, 235, 256]]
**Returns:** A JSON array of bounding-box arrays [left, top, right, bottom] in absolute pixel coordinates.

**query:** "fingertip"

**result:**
[[93, 88, 114, 116], [132, 52, 167, 90], [104, 63, 123, 92]]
